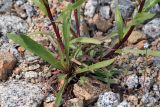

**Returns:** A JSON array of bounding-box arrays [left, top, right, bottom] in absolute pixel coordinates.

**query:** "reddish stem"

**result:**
[[42, 0, 65, 52], [71, 0, 80, 37], [104, 0, 146, 58]]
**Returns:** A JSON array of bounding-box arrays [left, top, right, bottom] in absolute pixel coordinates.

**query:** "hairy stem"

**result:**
[[104, 0, 146, 58], [42, 0, 65, 52]]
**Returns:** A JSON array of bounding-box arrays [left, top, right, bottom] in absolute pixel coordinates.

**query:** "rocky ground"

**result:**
[[0, 0, 160, 107]]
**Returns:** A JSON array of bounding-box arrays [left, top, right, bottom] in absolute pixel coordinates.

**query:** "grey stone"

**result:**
[[139, 77, 154, 92], [141, 93, 157, 107], [126, 75, 139, 89], [0, 15, 28, 34], [84, 0, 97, 17], [142, 18, 160, 38], [99, 6, 110, 19], [150, 4, 160, 14], [153, 84, 160, 98], [22, 3, 36, 17], [25, 71, 38, 79], [111, 0, 135, 19], [98, 0, 112, 4], [97, 91, 120, 107], [0, 0, 13, 13], [117, 101, 131, 107], [16, 0, 27, 6], [0, 41, 21, 61], [153, 57, 160, 67], [0, 80, 45, 107], [45, 94, 55, 103]]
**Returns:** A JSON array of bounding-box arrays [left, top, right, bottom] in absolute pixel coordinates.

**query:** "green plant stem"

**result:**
[[104, 0, 146, 58], [42, 0, 65, 52]]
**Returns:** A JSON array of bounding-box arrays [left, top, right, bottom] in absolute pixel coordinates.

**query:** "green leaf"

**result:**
[[62, 8, 72, 63], [55, 76, 67, 107], [55, 76, 72, 107], [77, 58, 115, 74], [116, 49, 160, 57], [129, 12, 155, 26], [32, 0, 48, 15], [7, 33, 63, 70], [79, 76, 88, 85], [143, 0, 160, 12], [70, 37, 102, 44], [115, 6, 124, 40]]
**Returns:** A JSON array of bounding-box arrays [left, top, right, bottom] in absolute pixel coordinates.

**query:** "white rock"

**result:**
[[45, 94, 55, 103], [0, 15, 28, 34], [0, 80, 45, 107], [143, 18, 160, 38], [99, 6, 110, 19], [25, 71, 38, 79], [84, 0, 97, 17], [126, 75, 139, 89], [97, 91, 120, 107], [117, 101, 131, 107], [141, 93, 157, 107]]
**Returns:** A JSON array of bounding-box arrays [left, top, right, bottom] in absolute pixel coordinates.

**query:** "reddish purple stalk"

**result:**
[[42, 0, 65, 52], [70, 0, 80, 37], [104, 0, 146, 58]]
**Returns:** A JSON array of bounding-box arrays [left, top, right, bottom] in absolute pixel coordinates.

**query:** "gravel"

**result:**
[[125, 75, 139, 89], [0, 15, 28, 34], [0, 80, 45, 107], [111, 0, 135, 19], [99, 6, 110, 19], [117, 101, 131, 107], [97, 92, 120, 107], [140, 93, 157, 107], [143, 18, 160, 39], [84, 0, 97, 17], [0, 0, 13, 13]]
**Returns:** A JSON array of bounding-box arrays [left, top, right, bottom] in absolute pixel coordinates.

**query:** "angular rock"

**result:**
[[128, 31, 146, 44], [127, 95, 138, 106], [73, 77, 108, 100], [64, 98, 84, 107], [125, 74, 139, 89], [139, 76, 154, 92], [93, 14, 112, 32], [143, 18, 160, 39], [0, 15, 28, 34], [22, 3, 36, 17], [140, 93, 157, 107], [0, 80, 45, 107], [84, 0, 97, 17], [0, 0, 13, 13], [45, 94, 55, 103], [0, 51, 17, 80], [117, 101, 131, 107], [111, 0, 134, 19], [24, 71, 38, 79], [99, 6, 110, 19], [97, 91, 120, 107]]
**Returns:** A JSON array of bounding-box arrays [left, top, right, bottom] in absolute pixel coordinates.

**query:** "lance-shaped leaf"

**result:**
[[116, 49, 160, 57], [129, 12, 155, 26], [115, 6, 124, 40], [76, 58, 115, 74], [70, 37, 102, 44], [143, 0, 160, 12], [32, 0, 48, 15], [7, 33, 63, 70], [55, 75, 72, 107], [62, 8, 72, 61]]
